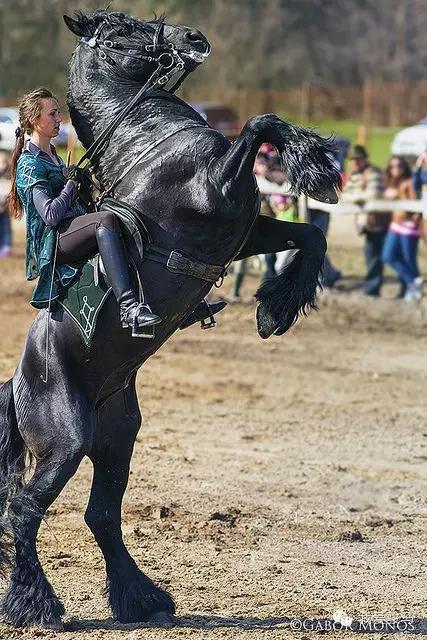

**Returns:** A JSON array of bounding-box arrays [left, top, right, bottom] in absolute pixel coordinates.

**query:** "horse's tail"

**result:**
[[255, 224, 326, 339], [0, 379, 27, 575], [271, 117, 342, 203]]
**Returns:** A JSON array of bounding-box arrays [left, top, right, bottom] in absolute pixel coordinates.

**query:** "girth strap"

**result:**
[[145, 246, 225, 283], [102, 197, 225, 284]]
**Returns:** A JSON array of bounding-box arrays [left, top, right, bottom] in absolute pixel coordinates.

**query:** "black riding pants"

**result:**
[[56, 211, 119, 266]]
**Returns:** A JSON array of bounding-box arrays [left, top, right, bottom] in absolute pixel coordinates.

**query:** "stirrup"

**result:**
[[201, 308, 216, 330], [121, 303, 159, 339], [126, 318, 156, 339], [180, 299, 227, 331]]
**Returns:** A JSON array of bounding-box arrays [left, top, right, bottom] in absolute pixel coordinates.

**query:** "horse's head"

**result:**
[[64, 11, 210, 92]]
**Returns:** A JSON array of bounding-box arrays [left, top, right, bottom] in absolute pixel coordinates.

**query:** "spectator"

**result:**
[[382, 156, 423, 302], [413, 147, 427, 201], [307, 209, 342, 288], [269, 194, 299, 272], [342, 145, 387, 297], [230, 152, 278, 301], [0, 152, 12, 258]]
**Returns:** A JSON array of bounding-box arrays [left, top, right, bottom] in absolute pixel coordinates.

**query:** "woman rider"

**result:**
[[8, 88, 225, 334]]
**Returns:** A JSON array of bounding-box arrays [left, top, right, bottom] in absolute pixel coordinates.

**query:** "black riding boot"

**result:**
[[96, 226, 161, 335]]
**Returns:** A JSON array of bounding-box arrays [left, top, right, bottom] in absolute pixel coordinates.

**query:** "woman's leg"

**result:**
[[382, 231, 414, 286], [57, 212, 161, 333], [57, 213, 226, 332], [56, 212, 109, 265], [400, 235, 420, 281]]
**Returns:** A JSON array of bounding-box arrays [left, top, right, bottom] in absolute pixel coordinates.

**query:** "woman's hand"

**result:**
[[62, 164, 86, 186], [415, 152, 427, 169], [384, 187, 398, 200]]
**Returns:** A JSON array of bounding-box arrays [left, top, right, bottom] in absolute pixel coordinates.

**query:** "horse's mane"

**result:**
[[73, 9, 166, 38]]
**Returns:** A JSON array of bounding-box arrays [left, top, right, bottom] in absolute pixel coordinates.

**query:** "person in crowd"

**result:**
[[268, 194, 299, 272], [342, 145, 388, 297], [382, 156, 423, 301], [413, 146, 427, 202], [230, 149, 282, 301], [307, 208, 342, 288], [0, 152, 12, 257]]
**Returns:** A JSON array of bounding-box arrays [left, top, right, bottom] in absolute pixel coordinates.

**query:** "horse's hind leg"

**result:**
[[85, 377, 175, 624], [0, 387, 92, 629]]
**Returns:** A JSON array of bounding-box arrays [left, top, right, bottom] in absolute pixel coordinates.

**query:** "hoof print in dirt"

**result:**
[[338, 530, 364, 542]]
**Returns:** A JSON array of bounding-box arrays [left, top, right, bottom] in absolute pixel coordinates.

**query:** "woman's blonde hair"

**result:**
[[7, 87, 58, 219]]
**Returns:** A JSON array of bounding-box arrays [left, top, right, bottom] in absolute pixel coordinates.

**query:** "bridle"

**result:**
[[82, 21, 184, 86], [74, 20, 187, 171]]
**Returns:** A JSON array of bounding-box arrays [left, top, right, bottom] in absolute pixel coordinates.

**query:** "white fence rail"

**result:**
[[256, 177, 427, 218]]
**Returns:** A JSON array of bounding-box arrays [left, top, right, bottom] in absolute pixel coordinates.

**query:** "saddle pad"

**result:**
[[57, 258, 112, 346]]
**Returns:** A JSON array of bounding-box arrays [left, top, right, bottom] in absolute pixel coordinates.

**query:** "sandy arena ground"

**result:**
[[0, 218, 426, 639]]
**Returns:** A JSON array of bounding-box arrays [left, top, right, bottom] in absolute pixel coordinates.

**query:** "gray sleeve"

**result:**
[[32, 180, 77, 227]]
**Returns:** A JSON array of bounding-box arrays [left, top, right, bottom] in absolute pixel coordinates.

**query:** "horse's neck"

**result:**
[[69, 70, 191, 180], [69, 66, 133, 149]]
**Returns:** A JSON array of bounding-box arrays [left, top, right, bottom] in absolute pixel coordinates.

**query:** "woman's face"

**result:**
[[389, 159, 403, 178], [32, 98, 61, 139]]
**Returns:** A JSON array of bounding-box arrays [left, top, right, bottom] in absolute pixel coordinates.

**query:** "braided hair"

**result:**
[[7, 87, 58, 219]]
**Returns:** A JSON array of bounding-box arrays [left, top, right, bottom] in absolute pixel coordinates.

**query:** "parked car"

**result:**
[[0, 107, 19, 150], [190, 103, 240, 138], [0, 107, 80, 150], [54, 121, 80, 148], [392, 118, 427, 159]]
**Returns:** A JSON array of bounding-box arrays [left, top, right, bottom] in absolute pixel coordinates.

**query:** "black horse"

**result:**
[[0, 10, 340, 629]]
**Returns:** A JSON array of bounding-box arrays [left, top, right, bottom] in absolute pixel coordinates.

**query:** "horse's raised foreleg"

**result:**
[[86, 378, 175, 624], [0, 387, 91, 629], [235, 215, 327, 338], [210, 114, 341, 204]]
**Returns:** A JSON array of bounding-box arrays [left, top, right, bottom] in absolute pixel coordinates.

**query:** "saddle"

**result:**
[[57, 198, 225, 346]]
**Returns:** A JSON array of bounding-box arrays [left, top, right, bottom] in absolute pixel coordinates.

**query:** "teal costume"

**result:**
[[16, 147, 85, 308]]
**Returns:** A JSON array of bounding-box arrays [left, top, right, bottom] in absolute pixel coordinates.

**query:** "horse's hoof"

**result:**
[[147, 611, 175, 627], [256, 304, 277, 339]]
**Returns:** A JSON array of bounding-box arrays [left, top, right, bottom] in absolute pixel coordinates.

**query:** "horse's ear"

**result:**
[[63, 14, 92, 37]]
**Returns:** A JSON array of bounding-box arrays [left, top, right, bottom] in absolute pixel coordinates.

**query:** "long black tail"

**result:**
[[0, 379, 27, 575], [268, 116, 342, 203]]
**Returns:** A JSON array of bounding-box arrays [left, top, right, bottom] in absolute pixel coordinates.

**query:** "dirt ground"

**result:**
[[0, 219, 426, 640]]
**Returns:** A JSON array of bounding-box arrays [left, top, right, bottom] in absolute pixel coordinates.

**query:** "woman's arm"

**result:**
[[32, 180, 77, 227]]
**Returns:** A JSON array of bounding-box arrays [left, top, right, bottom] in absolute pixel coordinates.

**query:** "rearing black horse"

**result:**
[[0, 10, 340, 629]]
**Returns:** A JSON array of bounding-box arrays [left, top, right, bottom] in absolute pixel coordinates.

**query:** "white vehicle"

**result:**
[[0, 107, 19, 150], [391, 118, 427, 159]]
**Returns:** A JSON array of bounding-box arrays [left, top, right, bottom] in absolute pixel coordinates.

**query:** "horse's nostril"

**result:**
[[185, 29, 204, 44]]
